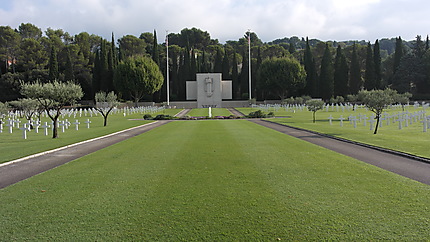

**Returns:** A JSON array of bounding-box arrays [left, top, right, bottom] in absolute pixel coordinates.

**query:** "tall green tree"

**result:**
[[319, 43, 334, 100], [213, 48, 223, 73], [393, 37, 403, 76], [118, 35, 146, 58], [18, 23, 42, 40], [0, 26, 20, 73], [334, 45, 349, 97], [364, 42, 376, 90], [48, 46, 59, 80], [257, 57, 306, 100], [64, 49, 74, 81], [114, 56, 164, 105], [349, 43, 361, 94], [231, 52, 239, 99], [304, 37, 318, 97], [222, 47, 230, 79], [373, 40, 382, 89], [152, 30, 159, 66]]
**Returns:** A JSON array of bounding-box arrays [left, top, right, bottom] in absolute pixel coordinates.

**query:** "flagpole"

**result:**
[[248, 29, 252, 100], [166, 30, 170, 106]]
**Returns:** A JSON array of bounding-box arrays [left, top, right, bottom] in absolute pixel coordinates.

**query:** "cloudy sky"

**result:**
[[1, 0, 429, 43]]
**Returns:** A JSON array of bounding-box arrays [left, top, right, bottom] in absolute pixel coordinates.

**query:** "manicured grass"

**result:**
[[187, 108, 232, 117], [0, 108, 182, 163], [238, 106, 430, 158], [1, 120, 429, 240]]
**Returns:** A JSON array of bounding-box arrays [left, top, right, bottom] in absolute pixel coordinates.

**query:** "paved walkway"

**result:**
[[0, 121, 170, 189], [250, 119, 430, 185]]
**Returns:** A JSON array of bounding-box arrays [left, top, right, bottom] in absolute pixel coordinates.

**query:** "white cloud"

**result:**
[[1, 0, 429, 43]]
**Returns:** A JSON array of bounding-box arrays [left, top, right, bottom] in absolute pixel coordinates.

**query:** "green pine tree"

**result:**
[[334, 45, 349, 97], [393, 37, 403, 75], [304, 37, 318, 97], [231, 52, 239, 99], [48, 45, 59, 80], [349, 43, 362, 94], [152, 30, 159, 66], [319, 43, 334, 100], [64, 49, 74, 81], [364, 42, 376, 90], [373, 39, 382, 89], [222, 47, 230, 79]]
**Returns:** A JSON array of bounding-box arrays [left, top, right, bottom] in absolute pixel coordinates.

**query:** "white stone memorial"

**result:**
[[186, 73, 232, 108]]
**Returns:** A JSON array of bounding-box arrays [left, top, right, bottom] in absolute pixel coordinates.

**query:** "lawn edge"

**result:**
[[0, 121, 157, 168], [262, 118, 430, 164]]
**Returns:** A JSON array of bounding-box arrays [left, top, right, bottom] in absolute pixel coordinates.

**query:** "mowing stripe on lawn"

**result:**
[[0, 120, 429, 240]]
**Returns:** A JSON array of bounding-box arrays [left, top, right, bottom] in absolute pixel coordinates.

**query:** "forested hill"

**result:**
[[1, 23, 429, 103]]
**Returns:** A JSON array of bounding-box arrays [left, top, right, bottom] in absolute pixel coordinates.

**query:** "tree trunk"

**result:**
[[52, 118, 58, 138], [103, 114, 108, 126], [373, 115, 380, 134], [313, 111, 316, 123]]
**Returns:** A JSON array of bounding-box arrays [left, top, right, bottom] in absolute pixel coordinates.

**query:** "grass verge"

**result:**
[[0, 120, 429, 240]]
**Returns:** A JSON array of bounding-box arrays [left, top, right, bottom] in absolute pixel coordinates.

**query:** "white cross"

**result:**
[[84, 119, 91, 129], [396, 116, 404, 130], [59, 121, 66, 133], [421, 119, 427, 132], [73, 120, 80, 131], [339, 115, 345, 127], [41, 122, 50, 136], [6, 119, 13, 133], [349, 116, 359, 128], [328, 115, 333, 125], [20, 123, 30, 139]]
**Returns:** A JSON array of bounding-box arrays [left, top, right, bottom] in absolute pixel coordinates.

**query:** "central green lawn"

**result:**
[[187, 108, 232, 117], [0, 120, 429, 240]]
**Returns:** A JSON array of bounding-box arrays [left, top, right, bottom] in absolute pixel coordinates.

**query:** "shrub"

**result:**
[[143, 114, 152, 120], [153, 114, 173, 120], [247, 110, 267, 118]]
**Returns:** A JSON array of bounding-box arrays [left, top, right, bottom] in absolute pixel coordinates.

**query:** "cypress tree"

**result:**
[[364, 42, 376, 90], [92, 50, 101, 93], [152, 30, 159, 66], [349, 43, 361, 94], [214, 48, 223, 73], [373, 39, 382, 89], [99, 38, 109, 91], [190, 48, 196, 80], [111, 32, 117, 68], [64, 49, 74, 81], [200, 50, 208, 73], [304, 37, 318, 97], [393, 37, 403, 75], [426, 35, 429, 50], [334, 45, 349, 97], [222, 48, 230, 79], [240, 50, 249, 98], [231, 52, 239, 99], [319, 43, 334, 100], [48, 45, 59, 80]]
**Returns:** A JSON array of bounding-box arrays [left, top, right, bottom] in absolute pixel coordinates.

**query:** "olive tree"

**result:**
[[21, 80, 83, 138], [306, 99, 325, 123], [0, 102, 8, 118], [8, 98, 41, 128], [114, 56, 164, 105], [94, 91, 119, 127], [358, 89, 395, 134]]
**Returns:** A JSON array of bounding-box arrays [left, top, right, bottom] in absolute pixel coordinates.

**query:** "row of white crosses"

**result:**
[[328, 110, 429, 132], [0, 118, 92, 139]]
